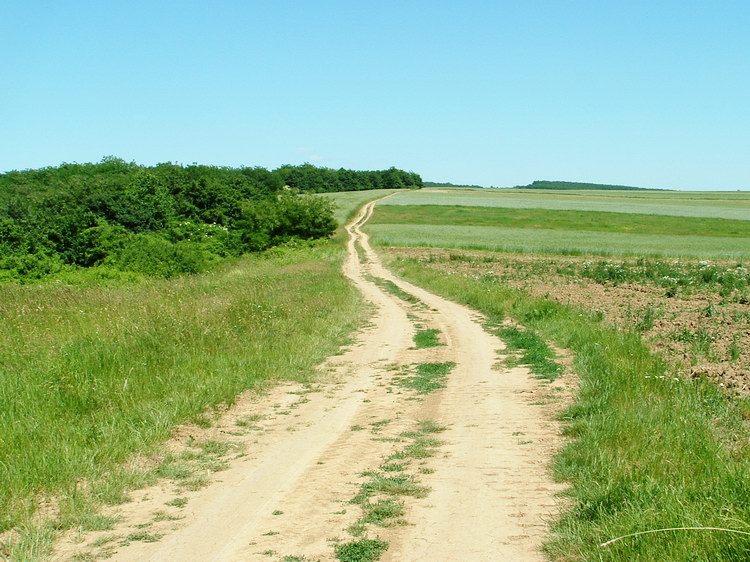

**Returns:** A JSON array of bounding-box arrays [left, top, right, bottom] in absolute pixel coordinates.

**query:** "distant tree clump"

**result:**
[[276, 163, 422, 192], [0, 158, 421, 281], [514, 180, 667, 191]]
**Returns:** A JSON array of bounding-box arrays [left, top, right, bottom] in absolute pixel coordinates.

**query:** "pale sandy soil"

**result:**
[[52, 199, 569, 562]]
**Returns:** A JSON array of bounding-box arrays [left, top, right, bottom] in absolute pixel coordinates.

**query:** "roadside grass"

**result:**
[[413, 328, 441, 348], [370, 205, 750, 239], [389, 254, 750, 561], [497, 325, 562, 381], [0, 243, 363, 559], [394, 362, 455, 394]]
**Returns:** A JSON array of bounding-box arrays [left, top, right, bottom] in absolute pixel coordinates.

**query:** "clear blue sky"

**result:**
[[2, 1, 748, 189]]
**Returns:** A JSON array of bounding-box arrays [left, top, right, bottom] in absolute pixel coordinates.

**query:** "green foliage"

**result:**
[[395, 362, 455, 394], [334, 539, 388, 562], [368, 276, 421, 304], [277, 163, 421, 193], [413, 328, 441, 348], [0, 159, 418, 282], [113, 235, 212, 277], [497, 325, 562, 381]]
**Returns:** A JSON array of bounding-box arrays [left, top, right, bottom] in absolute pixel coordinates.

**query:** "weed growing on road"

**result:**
[[395, 362, 455, 394], [413, 328, 441, 348], [354, 239, 368, 264], [338, 420, 445, 561], [281, 556, 318, 562], [334, 539, 388, 562], [124, 530, 162, 543], [367, 275, 422, 305]]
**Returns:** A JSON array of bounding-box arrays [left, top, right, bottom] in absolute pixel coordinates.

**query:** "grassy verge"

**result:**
[[388, 253, 750, 561], [0, 242, 363, 558], [497, 325, 562, 381]]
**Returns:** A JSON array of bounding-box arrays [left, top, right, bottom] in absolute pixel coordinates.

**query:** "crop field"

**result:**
[[379, 188, 750, 220], [370, 187, 750, 560], [368, 189, 750, 258]]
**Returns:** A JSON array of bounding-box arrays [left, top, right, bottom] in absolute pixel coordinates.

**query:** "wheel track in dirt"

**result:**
[[54, 197, 566, 562]]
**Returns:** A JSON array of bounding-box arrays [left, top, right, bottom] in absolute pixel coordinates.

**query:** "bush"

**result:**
[[112, 235, 211, 278]]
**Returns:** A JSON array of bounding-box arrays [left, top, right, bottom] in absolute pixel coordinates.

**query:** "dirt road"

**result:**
[[56, 199, 566, 561]]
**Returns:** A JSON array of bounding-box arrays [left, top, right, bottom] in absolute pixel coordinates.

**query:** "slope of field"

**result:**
[[320, 189, 403, 225], [379, 188, 750, 220], [371, 205, 750, 238], [368, 224, 750, 258]]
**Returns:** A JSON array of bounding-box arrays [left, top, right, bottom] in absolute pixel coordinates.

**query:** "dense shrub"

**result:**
[[113, 235, 211, 277], [0, 158, 421, 281]]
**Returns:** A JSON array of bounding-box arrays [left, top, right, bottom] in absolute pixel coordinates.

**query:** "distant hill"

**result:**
[[423, 181, 492, 189], [514, 180, 669, 191]]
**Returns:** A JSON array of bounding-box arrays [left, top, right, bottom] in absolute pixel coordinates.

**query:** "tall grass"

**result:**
[[0, 243, 363, 537], [389, 254, 750, 561]]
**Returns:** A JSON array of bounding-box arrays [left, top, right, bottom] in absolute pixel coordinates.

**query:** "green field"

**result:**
[[379, 188, 750, 220], [368, 190, 750, 258]]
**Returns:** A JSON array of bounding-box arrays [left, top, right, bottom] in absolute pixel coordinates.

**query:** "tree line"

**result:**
[[0, 158, 422, 281]]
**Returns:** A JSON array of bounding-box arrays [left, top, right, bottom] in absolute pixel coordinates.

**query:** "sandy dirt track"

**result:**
[[55, 198, 567, 562]]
